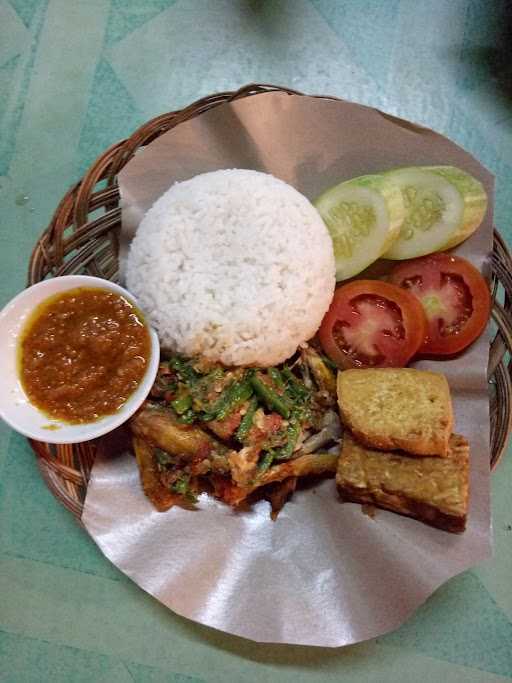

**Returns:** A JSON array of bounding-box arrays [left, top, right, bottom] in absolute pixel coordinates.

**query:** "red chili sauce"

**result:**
[[19, 287, 151, 423]]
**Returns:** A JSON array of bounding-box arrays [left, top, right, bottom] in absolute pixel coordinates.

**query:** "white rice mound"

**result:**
[[126, 169, 335, 367]]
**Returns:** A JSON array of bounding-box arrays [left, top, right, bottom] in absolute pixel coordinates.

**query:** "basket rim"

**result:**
[[23, 82, 512, 519]]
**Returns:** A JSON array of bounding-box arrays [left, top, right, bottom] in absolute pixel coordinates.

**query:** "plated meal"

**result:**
[[124, 165, 488, 533], [6, 163, 491, 534]]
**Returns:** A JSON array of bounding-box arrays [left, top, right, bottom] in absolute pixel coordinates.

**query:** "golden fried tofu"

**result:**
[[337, 368, 453, 457], [336, 432, 469, 532]]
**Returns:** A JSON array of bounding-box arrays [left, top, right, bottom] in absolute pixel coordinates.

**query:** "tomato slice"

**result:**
[[389, 253, 491, 355], [318, 280, 427, 369]]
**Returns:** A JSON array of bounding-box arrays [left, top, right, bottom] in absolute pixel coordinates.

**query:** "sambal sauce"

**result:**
[[19, 287, 151, 423]]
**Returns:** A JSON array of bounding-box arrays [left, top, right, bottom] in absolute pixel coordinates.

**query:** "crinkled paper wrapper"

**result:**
[[82, 92, 494, 647]]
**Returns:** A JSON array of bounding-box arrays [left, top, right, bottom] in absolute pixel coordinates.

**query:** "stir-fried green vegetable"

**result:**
[[170, 393, 192, 415], [250, 372, 291, 418], [274, 408, 303, 461], [281, 365, 311, 401], [153, 350, 337, 473], [206, 378, 253, 421], [268, 367, 285, 390], [154, 448, 174, 466], [258, 450, 275, 472], [236, 396, 259, 442], [170, 474, 197, 503], [167, 355, 200, 384], [135, 346, 342, 513]]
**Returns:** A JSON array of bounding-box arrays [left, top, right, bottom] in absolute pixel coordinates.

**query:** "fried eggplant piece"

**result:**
[[131, 404, 230, 473], [265, 476, 298, 520], [133, 437, 182, 511], [224, 452, 339, 506], [209, 474, 247, 506], [259, 451, 338, 486]]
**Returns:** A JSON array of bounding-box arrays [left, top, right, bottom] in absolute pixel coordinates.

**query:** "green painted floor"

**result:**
[[1, 1, 511, 681]]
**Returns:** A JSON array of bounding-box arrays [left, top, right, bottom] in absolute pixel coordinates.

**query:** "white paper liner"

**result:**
[[82, 92, 493, 646]]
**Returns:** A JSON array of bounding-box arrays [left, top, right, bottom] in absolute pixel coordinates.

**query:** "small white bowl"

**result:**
[[0, 275, 160, 444]]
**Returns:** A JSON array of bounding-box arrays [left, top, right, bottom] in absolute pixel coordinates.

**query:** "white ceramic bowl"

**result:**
[[0, 275, 160, 444]]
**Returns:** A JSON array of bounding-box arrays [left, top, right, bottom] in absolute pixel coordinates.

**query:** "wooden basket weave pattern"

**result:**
[[26, 84, 512, 520]]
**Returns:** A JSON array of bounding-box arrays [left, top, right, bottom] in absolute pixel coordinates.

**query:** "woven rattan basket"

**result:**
[[27, 84, 512, 521]]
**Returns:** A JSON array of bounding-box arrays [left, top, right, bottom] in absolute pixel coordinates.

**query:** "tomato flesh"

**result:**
[[318, 280, 426, 369], [408, 273, 472, 335], [333, 295, 406, 365], [389, 253, 490, 355]]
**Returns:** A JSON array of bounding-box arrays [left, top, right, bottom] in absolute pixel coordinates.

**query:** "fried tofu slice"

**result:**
[[336, 432, 469, 533], [337, 368, 453, 457]]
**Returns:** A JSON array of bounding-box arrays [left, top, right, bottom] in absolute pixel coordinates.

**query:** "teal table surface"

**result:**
[[1, 1, 512, 681]]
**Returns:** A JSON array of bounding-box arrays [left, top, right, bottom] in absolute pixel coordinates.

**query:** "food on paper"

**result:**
[[125, 169, 335, 367], [122, 164, 487, 524], [318, 280, 427, 369], [337, 368, 453, 457], [130, 347, 341, 514], [382, 166, 487, 260], [314, 174, 404, 280], [122, 169, 488, 532], [336, 432, 469, 533], [19, 287, 151, 423], [389, 252, 491, 355]]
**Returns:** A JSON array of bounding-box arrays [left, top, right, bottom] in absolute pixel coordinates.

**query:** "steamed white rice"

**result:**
[[126, 169, 335, 366]]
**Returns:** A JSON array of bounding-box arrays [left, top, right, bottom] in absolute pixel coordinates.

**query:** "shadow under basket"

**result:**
[[26, 84, 512, 521]]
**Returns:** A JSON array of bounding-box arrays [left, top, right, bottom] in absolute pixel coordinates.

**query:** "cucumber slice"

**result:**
[[314, 174, 405, 281], [423, 166, 488, 249], [383, 166, 487, 260]]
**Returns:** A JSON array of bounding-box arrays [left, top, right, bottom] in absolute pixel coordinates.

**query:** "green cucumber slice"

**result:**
[[314, 174, 405, 281], [382, 166, 487, 260]]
